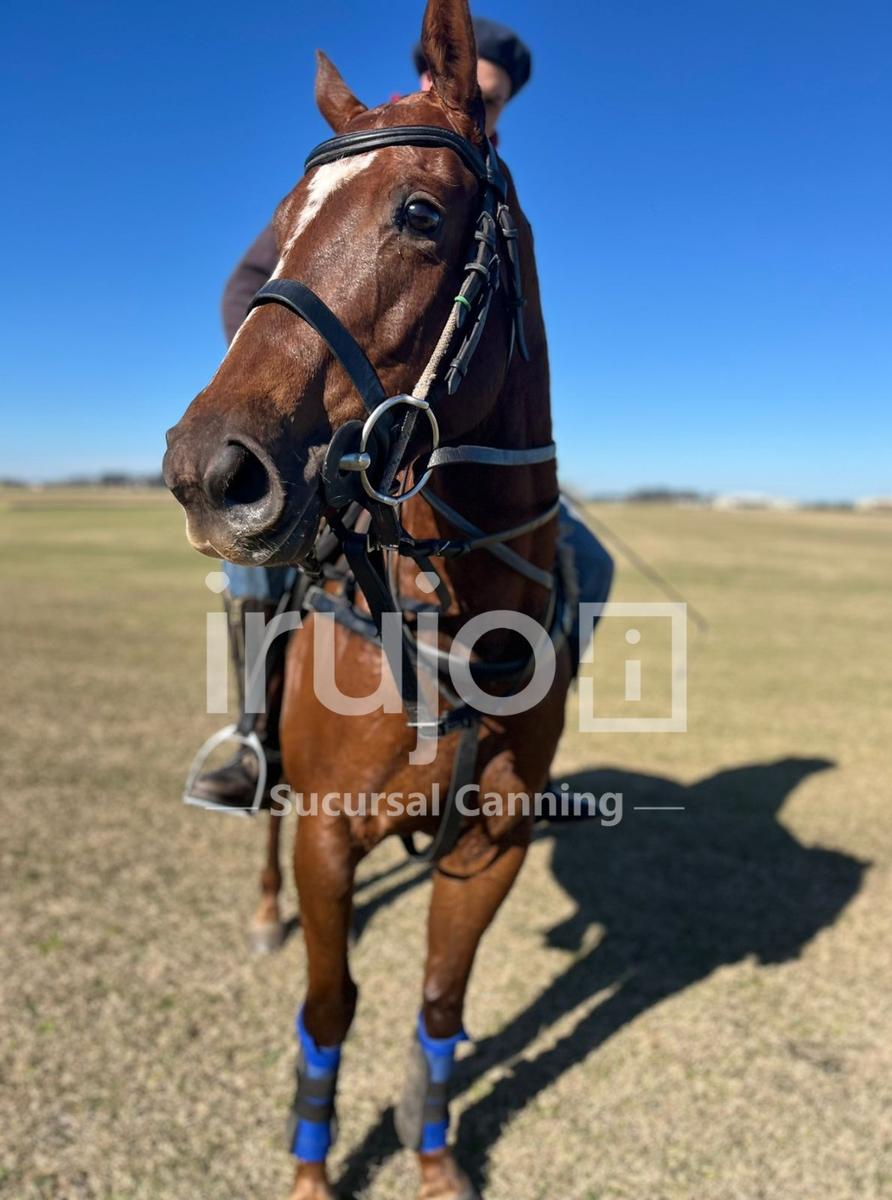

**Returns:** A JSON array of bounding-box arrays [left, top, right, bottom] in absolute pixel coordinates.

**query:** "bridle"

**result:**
[[241, 122, 566, 861], [248, 124, 552, 516]]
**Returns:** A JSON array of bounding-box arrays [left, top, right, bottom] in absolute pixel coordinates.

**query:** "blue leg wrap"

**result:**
[[289, 1008, 341, 1163], [416, 1012, 467, 1153]]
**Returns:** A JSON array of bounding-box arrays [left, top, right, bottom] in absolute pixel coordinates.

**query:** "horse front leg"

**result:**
[[287, 813, 362, 1200], [396, 827, 530, 1200], [249, 810, 286, 953]]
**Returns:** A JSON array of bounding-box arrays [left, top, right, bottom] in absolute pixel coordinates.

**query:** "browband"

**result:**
[[305, 126, 505, 198]]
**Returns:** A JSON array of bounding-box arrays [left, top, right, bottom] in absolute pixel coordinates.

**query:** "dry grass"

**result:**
[[2, 490, 891, 1199]]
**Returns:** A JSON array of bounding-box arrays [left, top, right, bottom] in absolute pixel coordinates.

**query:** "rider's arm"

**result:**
[[221, 223, 278, 345]]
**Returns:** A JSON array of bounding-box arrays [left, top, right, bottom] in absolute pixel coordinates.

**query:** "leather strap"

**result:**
[[305, 126, 492, 189], [343, 532, 421, 722], [422, 490, 558, 591], [426, 442, 556, 469], [249, 280, 386, 415], [401, 708, 481, 864]]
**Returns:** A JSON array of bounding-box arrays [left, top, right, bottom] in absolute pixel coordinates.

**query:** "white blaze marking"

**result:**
[[281, 150, 378, 258], [226, 304, 259, 352], [218, 151, 378, 366]]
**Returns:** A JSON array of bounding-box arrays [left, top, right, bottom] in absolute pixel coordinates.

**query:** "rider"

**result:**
[[188, 17, 614, 812]]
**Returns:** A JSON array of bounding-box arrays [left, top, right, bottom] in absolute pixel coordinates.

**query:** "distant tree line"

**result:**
[[585, 486, 714, 504], [0, 476, 867, 511], [0, 472, 166, 488], [625, 487, 709, 504]]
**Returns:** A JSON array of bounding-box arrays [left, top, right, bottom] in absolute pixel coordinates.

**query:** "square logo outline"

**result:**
[[577, 601, 687, 733]]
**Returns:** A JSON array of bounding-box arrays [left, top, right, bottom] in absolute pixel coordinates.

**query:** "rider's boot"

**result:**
[[186, 597, 286, 814]]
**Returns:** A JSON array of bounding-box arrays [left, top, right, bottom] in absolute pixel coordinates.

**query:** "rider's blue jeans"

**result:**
[[223, 499, 613, 657], [223, 562, 298, 603], [558, 498, 614, 656]]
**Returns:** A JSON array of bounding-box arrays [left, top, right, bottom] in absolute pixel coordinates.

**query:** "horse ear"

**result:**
[[315, 50, 368, 133], [420, 0, 481, 126]]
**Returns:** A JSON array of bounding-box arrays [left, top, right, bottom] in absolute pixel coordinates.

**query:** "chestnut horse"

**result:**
[[163, 1, 570, 1196]]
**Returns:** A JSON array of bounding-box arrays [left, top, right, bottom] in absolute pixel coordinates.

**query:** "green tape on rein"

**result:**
[[453, 295, 472, 313]]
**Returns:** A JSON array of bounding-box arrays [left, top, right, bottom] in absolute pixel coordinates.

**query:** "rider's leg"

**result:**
[[188, 564, 296, 811], [558, 497, 614, 667]]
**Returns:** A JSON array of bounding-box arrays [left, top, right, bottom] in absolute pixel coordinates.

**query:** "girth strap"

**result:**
[[249, 280, 386, 415]]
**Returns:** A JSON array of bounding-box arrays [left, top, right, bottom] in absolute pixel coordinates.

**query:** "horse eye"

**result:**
[[404, 199, 442, 236]]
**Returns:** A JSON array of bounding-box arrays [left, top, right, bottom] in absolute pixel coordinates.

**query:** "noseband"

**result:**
[[243, 123, 564, 863]]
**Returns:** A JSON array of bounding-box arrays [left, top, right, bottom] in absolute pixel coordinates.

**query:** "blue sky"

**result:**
[[2, 0, 889, 499]]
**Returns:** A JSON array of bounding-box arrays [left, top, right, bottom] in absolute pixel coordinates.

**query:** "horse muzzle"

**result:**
[[162, 424, 321, 566]]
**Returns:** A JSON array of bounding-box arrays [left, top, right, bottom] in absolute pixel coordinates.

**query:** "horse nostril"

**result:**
[[205, 442, 267, 508], [226, 450, 270, 506], [203, 440, 283, 527]]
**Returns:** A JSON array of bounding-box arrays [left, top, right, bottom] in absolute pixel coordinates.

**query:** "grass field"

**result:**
[[2, 489, 891, 1200]]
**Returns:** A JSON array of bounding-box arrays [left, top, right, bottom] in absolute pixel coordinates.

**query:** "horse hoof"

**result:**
[[249, 919, 285, 954], [288, 1165, 334, 1200], [288, 1183, 334, 1200], [418, 1150, 479, 1200]]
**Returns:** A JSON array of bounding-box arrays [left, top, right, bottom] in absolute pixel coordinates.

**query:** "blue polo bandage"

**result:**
[[416, 1012, 467, 1153], [289, 1008, 342, 1163]]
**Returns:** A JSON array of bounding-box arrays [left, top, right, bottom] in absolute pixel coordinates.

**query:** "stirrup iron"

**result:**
[[182, 724, 269, 817]]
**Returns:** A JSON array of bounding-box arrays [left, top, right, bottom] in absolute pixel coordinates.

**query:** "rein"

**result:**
[[248, 123, 562, 863]]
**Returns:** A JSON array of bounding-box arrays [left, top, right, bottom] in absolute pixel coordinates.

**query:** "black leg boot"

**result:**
[[185, 598, 287, 814]]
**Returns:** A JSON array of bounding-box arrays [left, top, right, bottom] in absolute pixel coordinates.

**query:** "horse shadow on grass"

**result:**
[[335, 756, 867, 1197]]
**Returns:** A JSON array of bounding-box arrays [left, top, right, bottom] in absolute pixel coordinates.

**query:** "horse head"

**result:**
[[163, 0, 519, 568]]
